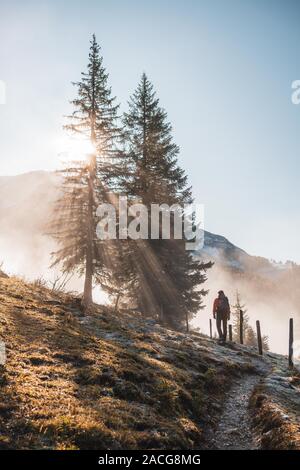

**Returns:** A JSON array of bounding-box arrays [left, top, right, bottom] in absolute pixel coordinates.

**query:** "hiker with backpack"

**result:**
[[213, 290, 230, 343]]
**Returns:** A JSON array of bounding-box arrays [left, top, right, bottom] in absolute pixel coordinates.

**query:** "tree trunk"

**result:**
[[82, 169, 94, 312], [82, 257, 93, 312], [82, 122, 96, 313]]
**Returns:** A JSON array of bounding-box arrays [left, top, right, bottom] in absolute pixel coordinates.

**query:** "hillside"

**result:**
[[0, 171, 300, 353], [0, 274, 299, 450]]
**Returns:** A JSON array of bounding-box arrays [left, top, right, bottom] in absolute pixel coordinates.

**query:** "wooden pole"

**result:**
[[229, 324, 233, 342], [209, 319, 212, 339], [289, 318, 294, 368], [239, 309, 243, 344], [256, 320, 263, 355]]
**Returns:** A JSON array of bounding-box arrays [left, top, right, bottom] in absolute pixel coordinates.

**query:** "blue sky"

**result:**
[[0, 0, 300, 262]]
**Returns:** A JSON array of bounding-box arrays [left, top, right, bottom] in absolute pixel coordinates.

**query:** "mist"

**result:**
[[193, 263, 300, 357], [0, 171, 299, 357], [0, 171, 108, 303]]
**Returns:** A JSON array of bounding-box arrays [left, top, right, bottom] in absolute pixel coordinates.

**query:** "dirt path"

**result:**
[[210, 374, 261, 449], [208, 352, 272, 450], [211, 359, 273, 450]]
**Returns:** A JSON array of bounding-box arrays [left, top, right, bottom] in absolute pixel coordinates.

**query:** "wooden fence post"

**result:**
[[256, 320, 263, 355], [229, 324, 233, 342], [239, 310, 244, 344], [289, 318, 294, 368], [209, 319, 212, 339]]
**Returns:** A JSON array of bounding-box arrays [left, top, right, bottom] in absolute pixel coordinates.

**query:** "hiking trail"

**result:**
[[210, 357, 270, 450]]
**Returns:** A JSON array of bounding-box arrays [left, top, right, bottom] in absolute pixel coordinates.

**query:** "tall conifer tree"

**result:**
[[231, 292, 269, 349], [122, 74, 211, 328], [51, 36, 120, 312]]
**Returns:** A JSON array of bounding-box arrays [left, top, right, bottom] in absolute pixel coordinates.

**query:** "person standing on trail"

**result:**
[[213, 290, 230, 343]]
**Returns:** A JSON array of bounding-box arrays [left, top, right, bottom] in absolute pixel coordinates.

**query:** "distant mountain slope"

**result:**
[[201, 230, 296, 279], [197, 230, 300, 354], [201, 230, 251, 270], [0, 171, 59, 281], [0, 171, 59, 232]]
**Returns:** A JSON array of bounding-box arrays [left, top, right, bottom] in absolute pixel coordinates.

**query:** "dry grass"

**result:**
[[0, 276, 261, 449], [250, 369, 300, 450]]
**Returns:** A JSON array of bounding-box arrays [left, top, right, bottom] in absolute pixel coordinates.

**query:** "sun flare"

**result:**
[[55, 134, 96, 162]]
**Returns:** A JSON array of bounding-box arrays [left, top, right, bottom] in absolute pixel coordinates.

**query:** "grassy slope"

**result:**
[[250, 352, 300, 449], [0, 276, 298, 450]]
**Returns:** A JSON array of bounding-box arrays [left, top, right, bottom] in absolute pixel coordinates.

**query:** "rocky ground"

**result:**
[[0, 275, 299, 450]]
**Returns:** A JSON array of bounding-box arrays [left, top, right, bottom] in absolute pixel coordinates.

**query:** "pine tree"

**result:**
[[231, 292, 270, 350], [262, 334, 270, 351], [245, 325, 257, 347], [121, 74, 212, 328], [231, 291, 256, 344], [50, 35, 120, 312], [232, 291, 249, 342]]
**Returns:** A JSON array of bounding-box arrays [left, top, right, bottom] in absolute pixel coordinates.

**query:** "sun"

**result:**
[[55, 133, 96, 162]]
